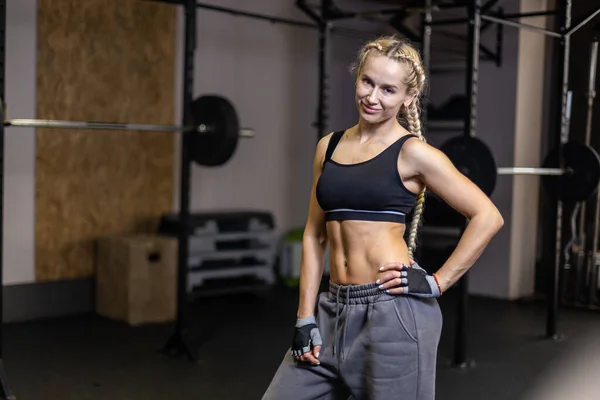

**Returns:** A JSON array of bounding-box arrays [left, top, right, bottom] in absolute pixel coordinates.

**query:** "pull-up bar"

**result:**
[[145, 0, 384, 39], [479, 6, 600, 39]]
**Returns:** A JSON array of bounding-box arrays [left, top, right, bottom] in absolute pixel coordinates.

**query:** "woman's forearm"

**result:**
[[435, 209, 504, 292], [297, 234, 328, 319]]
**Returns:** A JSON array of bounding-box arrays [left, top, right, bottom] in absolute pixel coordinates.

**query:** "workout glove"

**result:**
[[291, 316, 322, 357], [400, 262, 442, 298]]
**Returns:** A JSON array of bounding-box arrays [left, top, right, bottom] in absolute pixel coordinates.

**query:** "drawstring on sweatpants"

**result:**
[[342, 285, 350, 360], [333, 285, 341, 356], [332, 284, 351, 360]]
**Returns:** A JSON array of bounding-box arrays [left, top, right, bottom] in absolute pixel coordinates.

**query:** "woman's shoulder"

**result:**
[[400, 131, 440, 156], [315, 132, 332, 157], [400, 134, 453, 174], [316, 128, 351, 154]]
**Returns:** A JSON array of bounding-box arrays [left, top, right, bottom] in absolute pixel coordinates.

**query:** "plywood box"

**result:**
[[96, 235, 177, 326]]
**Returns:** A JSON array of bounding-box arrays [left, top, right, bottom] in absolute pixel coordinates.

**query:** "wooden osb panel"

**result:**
[[35, 0, 177, 281]]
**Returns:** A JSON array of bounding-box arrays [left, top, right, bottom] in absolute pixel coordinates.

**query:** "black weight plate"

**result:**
[[440, 136, 497, 197], [541, 141, 600, 203], [190, 95, 239, 166]]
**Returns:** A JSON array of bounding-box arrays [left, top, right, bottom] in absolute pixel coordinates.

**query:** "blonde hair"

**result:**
[[350, 35, 428, 259]]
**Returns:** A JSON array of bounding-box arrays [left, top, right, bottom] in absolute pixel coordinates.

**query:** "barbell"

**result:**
[[441, 136, 600, 203], [3, 95, 252, 167]]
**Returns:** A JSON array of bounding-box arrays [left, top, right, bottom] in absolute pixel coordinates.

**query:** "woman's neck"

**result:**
[[356, 118, 402, 143]]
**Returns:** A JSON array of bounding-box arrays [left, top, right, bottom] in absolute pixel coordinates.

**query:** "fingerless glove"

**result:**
[[291, 316, 322, 357]]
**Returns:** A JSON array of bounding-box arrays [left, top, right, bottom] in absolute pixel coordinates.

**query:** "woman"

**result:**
[[262, 36, 503, 400]]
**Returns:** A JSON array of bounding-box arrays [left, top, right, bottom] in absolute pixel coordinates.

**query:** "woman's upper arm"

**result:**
[[404, 139, 500, 220], [304, 134, 331, 238]]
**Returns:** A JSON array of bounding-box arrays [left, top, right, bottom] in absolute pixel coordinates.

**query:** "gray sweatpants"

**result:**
[[262, 281, 443, 400]]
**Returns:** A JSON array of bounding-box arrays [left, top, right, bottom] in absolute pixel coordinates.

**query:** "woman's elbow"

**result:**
[[469, 204, 503, 232], [494, 211, 505, 231], [485, 206, 504, 233]]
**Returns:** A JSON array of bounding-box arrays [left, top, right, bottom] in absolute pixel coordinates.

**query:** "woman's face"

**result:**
[[355, 54, 414, 124]]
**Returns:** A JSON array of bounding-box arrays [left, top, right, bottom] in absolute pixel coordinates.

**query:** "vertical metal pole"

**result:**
[[587, 41, 600, 306], [421, 0, 432, 125], [414, 0, 432, 264], [547, 0, 571, 340], [584, 41, 598, 146], [453, 0, 480, 369], [0, 0, 14, 397], [0, 0, 4, 357], [163, 0, 199, 362], [591, 144, 600, 305], [177, 0, 194, 342], [465, 0, 481, 140], [577, 40, 598, 304], [495, 8, 504, 67], [316, 0, 331, 140]]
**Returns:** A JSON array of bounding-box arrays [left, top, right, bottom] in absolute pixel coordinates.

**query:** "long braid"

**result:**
[[350, 35, 429, 259], [397, 45, 427, 260], [406, 108, 426, 260]]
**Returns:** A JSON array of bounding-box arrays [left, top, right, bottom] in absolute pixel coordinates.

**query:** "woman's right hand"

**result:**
[[291, 316, 322, 365]]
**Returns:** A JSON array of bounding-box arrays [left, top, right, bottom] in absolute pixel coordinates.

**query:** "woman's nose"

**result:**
[[367, 89, 378, 103]]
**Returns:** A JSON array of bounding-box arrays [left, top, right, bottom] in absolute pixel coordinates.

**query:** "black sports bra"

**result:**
[[315, 130, 418, 224]]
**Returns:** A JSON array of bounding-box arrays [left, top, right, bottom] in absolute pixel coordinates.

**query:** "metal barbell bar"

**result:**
[[497, 167, 570, 176], [441, 136, 600, 203], [4, 119, 255, 137], [0, 95, 250, 167]]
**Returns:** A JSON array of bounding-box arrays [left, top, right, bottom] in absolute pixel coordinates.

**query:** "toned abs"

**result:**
[[326, 220, 410, 285]]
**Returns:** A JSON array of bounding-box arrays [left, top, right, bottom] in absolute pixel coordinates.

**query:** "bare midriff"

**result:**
[[326, 220, 410, 285]]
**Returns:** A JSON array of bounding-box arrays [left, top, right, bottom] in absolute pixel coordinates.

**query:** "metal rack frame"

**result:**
[[439, 0, 600, 351], [161, 0, 199, 364], [427, 0, 600, 368], [295, 0, 507, 141]]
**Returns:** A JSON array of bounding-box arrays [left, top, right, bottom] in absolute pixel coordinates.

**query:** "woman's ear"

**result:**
[[403, 95, 415, 109]]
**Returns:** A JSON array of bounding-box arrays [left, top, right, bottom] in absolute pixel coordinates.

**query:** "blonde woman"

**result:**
[[262, 36, 504, 400]]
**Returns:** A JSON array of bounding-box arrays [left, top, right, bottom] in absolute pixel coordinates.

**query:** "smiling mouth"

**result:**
[[361, 103, 381, 113]]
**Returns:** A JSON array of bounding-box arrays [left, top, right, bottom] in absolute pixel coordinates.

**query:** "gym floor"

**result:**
[[3, 278, 600, 400]]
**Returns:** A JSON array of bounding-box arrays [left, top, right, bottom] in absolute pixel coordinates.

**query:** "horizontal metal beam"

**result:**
[[565, 6, 600, 38], [4, 119, 255, 137], [146, 0, 320, 27], [481, 14, 562, 38], [145, 0, 383, 39], [481, 0, 502, 14], [497, 167, 566, 176], [431, 10, 557, 27], [295, 0, 322, 24], [195, 1, 317, 28], [429, 17, 469, 26], [499, 10, 558, 19], [321, 1, 467, 20]]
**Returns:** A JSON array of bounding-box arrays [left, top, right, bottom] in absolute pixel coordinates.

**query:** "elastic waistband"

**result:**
[[328, 280, 393, 304]]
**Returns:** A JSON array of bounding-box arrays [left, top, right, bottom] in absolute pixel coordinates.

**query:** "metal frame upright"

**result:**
[[162, 0, 199, 363], [454, 0, 482, 369], [547, 0, 571, 342], [317, 1, 333, 140], [0, 0, 15, 396], [0, 1, 14, 398]]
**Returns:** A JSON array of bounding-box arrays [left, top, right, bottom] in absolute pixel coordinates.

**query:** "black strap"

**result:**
[[324, 130, 345, 162], [397, 133, 419, 149]]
